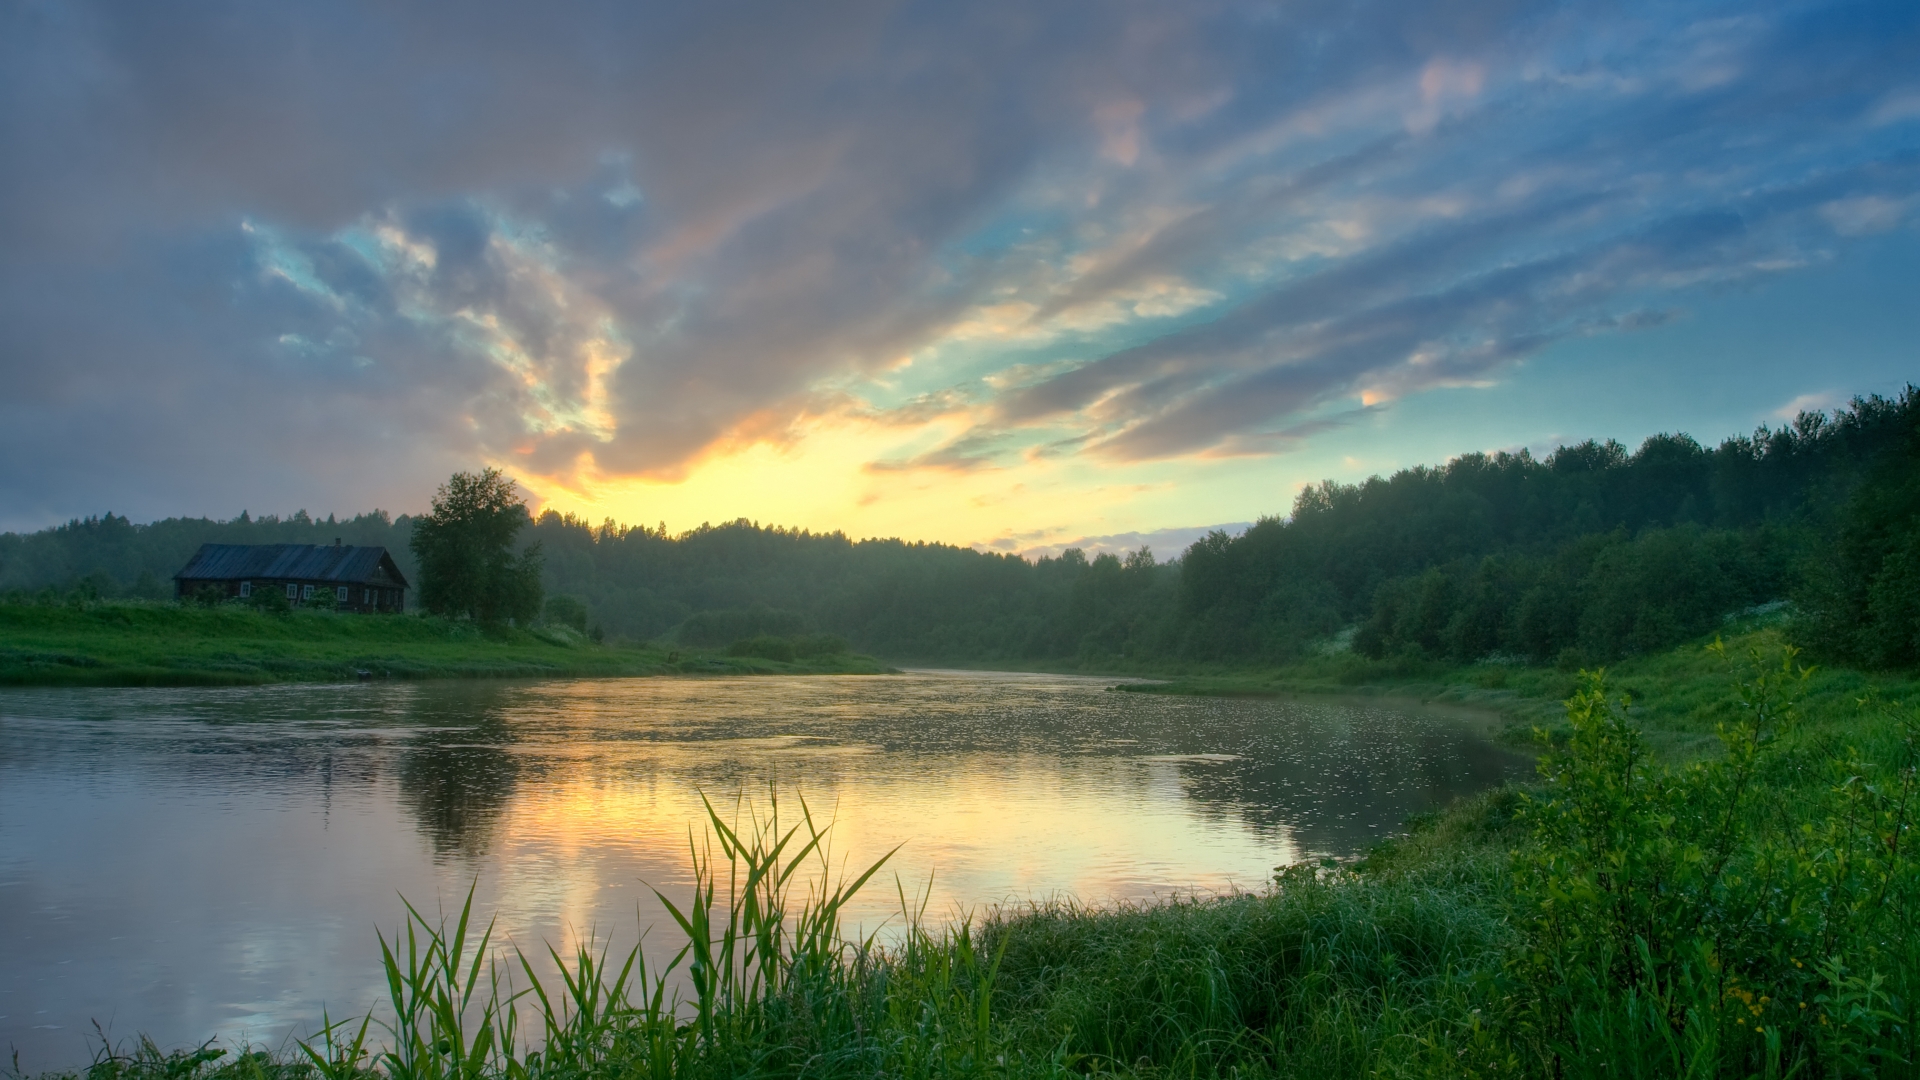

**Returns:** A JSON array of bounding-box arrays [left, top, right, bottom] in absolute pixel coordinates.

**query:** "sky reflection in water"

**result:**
[[0, 672, 1529, 1069]]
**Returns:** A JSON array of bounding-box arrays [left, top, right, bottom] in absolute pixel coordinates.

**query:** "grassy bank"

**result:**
[[1123, 615, 1920, 750], [18, 631, 1920, 1078], [0, 600, 894, 686]]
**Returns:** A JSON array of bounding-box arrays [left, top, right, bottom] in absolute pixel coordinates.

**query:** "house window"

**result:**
[[301, 585, 314, 600], [336, 586, 348, 601], [365, 588, 373, 604], [286, 583, 298, 599], [240, 582, 252, 598]]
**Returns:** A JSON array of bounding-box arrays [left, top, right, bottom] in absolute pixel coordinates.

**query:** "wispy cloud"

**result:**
[[1772, 391, 1842, 421], [1, 0, 1916, 531]]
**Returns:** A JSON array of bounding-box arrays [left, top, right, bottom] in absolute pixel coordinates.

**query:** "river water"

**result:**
[[0, 671, 1530, 1069]]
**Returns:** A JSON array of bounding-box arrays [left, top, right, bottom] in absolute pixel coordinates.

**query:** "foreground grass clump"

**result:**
[[0, 600, 891, 685], [18, 645, 1918, 1078]]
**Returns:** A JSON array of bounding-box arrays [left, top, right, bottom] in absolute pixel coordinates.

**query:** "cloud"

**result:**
[[1820, 194, 1913, 235], [991, 522, 1254, 563], [1772, 391, 1841, 421], [1, 0, 1918, 529]]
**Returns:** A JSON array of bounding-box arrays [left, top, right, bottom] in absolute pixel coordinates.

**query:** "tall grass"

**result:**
[[17, 642, 1918, 1078], [316, 792, 1012, 1080]]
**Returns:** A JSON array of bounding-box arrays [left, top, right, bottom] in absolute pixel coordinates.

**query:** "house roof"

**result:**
[[174, 544, 410, 588]]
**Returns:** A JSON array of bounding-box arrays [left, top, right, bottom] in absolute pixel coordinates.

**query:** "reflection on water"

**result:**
[[0, 672, 1530, 1069], [396, 709, 521, 859]]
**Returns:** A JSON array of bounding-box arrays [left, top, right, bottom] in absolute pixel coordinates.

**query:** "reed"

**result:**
[[305, 791, 1012, 1079]]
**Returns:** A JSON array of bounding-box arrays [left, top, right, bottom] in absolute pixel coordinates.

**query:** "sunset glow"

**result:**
[[3, 0, 1917, 550]]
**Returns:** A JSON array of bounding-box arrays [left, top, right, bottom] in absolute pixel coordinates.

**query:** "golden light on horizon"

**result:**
[[505, 408, 1208, 554]]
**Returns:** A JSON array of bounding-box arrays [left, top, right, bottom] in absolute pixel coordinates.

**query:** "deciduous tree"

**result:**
[[410, 469, 543, 624]]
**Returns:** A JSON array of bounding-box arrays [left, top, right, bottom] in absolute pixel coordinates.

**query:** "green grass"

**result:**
[[14, 632, 1919, 1078], [1121, 624, 1920, 757], [0, 600, 895, 686]]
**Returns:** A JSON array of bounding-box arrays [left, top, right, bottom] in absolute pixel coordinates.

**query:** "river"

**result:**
[[0, 671, 1530, 1069]]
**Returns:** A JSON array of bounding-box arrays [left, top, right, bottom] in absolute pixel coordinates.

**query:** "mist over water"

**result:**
[[0, 673, 1529, 1070]]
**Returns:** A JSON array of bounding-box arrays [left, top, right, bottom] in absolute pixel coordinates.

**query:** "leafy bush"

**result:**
[[722, 633, 850, 661], [542, 594, 589, 633], [725, 634, 796, 661], [244, 583, 290, 615], [1515, 647, 1920, 1075], [793, 633, 848, 657]]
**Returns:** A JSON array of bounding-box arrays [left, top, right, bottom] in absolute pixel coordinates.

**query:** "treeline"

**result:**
[[0, 503, 1173, 662], [528, 517, 1174, 659], [4, 387, 1917, 669], [0, 509, 419, 600], [1181, 390, 1919, 669]]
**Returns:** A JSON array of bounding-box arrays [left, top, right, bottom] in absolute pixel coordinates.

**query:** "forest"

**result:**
[[4, 386, 1917, 672]]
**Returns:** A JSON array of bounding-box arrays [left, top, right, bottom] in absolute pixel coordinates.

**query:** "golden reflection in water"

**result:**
[[1, 671, 1528, 1069], [484, 755, 1304, 955]]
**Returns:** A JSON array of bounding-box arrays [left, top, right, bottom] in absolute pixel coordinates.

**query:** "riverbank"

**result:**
[[16, 629, 1919, 1078], [1115, 624, 1920, 759], [0, 601, 894, 686]]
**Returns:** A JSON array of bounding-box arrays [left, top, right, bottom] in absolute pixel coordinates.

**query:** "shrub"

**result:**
[[726, 634, 797, 662], [245, 584, 291, 615], [793, 633, 848, 657], [543, 594, 589, 633], [1515, 646, 1920, 1075], [679, 606, 806, 647]]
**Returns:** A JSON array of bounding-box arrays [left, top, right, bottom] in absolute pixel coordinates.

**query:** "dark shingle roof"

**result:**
[[174, 544, 409, 588]]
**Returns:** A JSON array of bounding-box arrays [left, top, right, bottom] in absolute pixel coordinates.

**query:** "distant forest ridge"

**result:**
[[4, 386, 1917, 669]]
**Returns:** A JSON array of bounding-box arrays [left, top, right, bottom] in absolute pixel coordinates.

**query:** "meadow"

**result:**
[[0, 600, 891, 686], [14, 624, 1914, 1079]]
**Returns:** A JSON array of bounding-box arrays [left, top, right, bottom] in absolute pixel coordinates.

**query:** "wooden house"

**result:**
[[173, 542, 410, 612]]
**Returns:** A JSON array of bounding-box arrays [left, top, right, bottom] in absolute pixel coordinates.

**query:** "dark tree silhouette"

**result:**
[[410, 468, 544, 624]]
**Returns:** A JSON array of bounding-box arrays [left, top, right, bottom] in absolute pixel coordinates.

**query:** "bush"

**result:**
[[679, 606, 806, 647], [794, 633, 848, 657], [721, 634, 848, 661], [726, 634, 797, 661], [543, 594, 589, 633], [1515, 648, 1920, 1075], [245, 584, 291, 615]]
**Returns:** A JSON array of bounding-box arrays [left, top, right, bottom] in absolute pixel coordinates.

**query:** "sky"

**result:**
[[2, 0, 1917, 559]]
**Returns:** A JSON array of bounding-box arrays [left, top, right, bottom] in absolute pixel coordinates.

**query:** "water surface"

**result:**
[[0, 671, 1529, 1069]]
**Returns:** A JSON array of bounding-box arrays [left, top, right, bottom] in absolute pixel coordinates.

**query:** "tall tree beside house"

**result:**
[[410, 469, 544, 624]]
